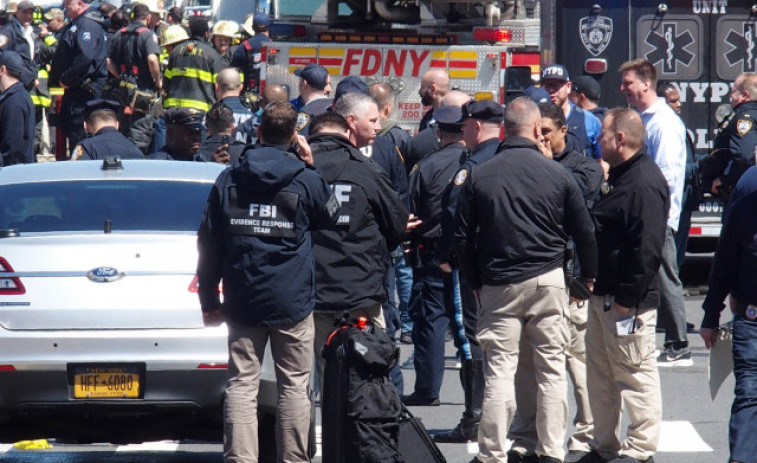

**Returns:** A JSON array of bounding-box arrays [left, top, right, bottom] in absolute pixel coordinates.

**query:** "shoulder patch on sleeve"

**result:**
[[82, 32, 91, 41], [296, 112, 309, 132], [71, 145, 85, 161], [0, 35, 8, 48], [736, 119, 753, 136], [453, 168, 468, 186]]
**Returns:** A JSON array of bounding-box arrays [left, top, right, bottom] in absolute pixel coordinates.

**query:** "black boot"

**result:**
[[433, 359, 484, 443]]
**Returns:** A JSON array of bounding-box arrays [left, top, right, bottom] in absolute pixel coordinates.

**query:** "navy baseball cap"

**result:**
[[541, 64, 570, 82], [572, 76, 601, 100], [83, 99, 120, 119], [462, 99, 504, 123], [524, 85, 551, 104], [252, 12, 270, 31], [334, 76, 368, 102], [434, 105, 464, 133], [0, 51, 25, 74], [294, 63, 329, 91], [163, 108, 205, 130]]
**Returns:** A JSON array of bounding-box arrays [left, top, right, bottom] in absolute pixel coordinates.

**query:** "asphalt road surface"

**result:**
[[0, 259, 733, 463]]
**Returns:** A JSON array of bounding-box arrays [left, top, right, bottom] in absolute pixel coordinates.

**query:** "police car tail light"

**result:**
[[197, 363, 228, 369], [473, 28, 512, 43], [188, 276, 222, 294], [584, 59, 607, 74], [0, 258, 25, 295]]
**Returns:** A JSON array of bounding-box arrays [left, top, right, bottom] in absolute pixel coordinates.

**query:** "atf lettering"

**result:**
[[331, 184, 352, 206], [249, 204, 278, 218]]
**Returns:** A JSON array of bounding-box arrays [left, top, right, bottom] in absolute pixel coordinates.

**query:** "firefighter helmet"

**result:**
[[162, 24, 189, 46], [241, 14, 255, 37], [212, 20, 239, 39]]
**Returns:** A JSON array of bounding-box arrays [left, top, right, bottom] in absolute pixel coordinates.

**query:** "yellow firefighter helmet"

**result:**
[[162, 24, 189, 47], [212, 20, 239, 39]]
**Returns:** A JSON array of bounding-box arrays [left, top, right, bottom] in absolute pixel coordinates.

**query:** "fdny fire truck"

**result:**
[[256, 0, 755, 247]]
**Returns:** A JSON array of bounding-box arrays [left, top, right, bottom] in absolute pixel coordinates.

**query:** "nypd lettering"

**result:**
[[228, 189, 299, 238]]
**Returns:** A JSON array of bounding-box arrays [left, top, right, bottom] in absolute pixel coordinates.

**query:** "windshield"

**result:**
[[0, 180, 213, 233]]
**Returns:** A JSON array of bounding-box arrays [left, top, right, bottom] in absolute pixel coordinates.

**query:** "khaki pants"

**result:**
[[313, 304, 385, 394], [224, 315, 315, 463], [509, 301, 594, 455], [586, 295, 661, 461], [476, 267, 570, 462]]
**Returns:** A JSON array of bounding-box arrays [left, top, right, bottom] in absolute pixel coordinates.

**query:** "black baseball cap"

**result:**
[[163, 107, 205, 130], [541, 64, 570, 82], [0, 50, 25, 74], [294, 63, 329, 91], [462, 99, 504, 124], [572, 76, 601, 100]]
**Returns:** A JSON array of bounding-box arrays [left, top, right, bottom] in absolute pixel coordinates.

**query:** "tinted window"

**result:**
[[0, 180, 213, 233]]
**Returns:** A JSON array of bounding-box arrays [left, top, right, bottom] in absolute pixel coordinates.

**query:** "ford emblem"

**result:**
[[87, 266, 123, 282]]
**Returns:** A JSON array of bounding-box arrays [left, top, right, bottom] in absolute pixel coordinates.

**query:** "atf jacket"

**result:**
[[591, 149, 669, 309], [309, 133, 408, 312], [454, 136, 597, 289], [164, 39, 224, 113], [0, 81, 35, 166], [197, 145, 339, 326]]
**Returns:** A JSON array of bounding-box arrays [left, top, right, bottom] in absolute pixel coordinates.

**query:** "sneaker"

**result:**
[[399, 332, 412, 344], [401, 393, 440, 406], [657, 346, 693, 367]]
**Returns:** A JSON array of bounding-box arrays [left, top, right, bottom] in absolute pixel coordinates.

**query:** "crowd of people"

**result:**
[[2, 2, 757, 463]]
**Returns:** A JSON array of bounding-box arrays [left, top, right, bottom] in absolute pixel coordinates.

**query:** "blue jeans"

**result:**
[[388, 247, 413, 335], [730, 315, 757, 463]]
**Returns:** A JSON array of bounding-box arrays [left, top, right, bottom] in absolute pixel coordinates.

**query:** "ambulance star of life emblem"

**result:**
[[579, 16, 613, 57]]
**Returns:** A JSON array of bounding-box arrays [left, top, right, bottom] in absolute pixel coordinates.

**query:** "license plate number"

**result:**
[[72, 366, 141, 399]]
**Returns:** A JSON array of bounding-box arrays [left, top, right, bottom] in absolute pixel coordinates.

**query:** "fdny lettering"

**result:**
[[692, 0, 727, 14], [330, 184, 352, 225], [250, 204, 278, 218], [342, 49, 431, 77]]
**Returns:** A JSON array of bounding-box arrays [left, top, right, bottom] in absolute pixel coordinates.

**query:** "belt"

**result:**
[[735, 301, 757, 320]]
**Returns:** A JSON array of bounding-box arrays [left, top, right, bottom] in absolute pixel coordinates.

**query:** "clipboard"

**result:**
[[709, 320, 734, 401]]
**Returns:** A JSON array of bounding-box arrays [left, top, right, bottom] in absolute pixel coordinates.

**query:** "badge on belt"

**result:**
[[746, 304, 757, 320]]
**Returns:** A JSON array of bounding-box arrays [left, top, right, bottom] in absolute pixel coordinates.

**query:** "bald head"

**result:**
[[600, 107, 645, 167], [419, 69, 451, 108], [441, 90, 472, 108], [261, 84, 289, 107], [369, 83, 395, 119], [215, 68, 242, 96], [503, 96, 541, 141]]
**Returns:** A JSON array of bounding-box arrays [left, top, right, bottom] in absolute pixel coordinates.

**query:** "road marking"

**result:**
[[658, 420, 713, 452], [115, 441, 181, 452]]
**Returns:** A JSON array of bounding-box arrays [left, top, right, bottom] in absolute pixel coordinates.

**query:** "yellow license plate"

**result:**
[[73, 367, 141, 399]]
